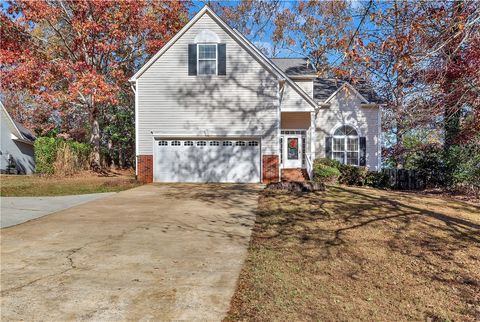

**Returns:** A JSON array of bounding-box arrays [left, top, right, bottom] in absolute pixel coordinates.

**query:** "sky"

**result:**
[[188, 0, 377, 60]]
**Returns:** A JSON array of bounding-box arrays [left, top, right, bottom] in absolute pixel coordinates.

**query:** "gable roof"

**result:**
[[271, 58, 316, 76], [1, 101, 36, 144], [314, 78, 382, 104], [129, 5, 317, 110]]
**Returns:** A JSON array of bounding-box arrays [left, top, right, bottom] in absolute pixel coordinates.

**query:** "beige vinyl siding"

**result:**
[[315, 87, 380, 170], [280, 83, 312, 111], [294, 80, 313, 98], [137, 13, 279, 155]]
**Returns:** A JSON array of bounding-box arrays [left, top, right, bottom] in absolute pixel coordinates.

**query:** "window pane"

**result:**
[[346, 152, 359, 165], [198, 44, 216, 59], [333, 152, 344, 163], [345, 126, 358, 136], [198, 60, 216, 75], [334, 126, 346, 136], [333, 138, 344, 151], [347, 137, 358, 151], [335, 125, 358, 136]]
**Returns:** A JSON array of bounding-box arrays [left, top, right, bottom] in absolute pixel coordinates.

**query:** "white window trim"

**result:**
[[197, 43, 217, 76], [332, 125, 360, 166]]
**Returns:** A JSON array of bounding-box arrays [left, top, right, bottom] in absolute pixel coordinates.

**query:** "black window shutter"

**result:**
[[188, 44, 197, 76], [359, 137, 367, 166], [218, 43, 226, 75], [325, 137, 332, 159]]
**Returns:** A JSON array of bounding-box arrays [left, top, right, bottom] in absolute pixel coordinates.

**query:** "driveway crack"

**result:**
[[1, 225, 148, 295]]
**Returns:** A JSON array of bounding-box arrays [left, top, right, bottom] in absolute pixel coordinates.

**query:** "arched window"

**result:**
[[332, 125, 359, 165]]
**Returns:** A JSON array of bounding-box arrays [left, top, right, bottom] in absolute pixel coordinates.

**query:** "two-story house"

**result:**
[[129, 5, 381, 183]]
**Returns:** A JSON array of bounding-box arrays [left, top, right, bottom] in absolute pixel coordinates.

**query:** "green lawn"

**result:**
[[0, 172, 141, 196], [226, 185, 480, 321]]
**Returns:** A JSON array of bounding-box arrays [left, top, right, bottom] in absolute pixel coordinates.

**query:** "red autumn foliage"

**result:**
[[1, 0, 189, 164]]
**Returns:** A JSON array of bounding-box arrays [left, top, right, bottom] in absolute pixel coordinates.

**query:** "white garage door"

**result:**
[[154, 138, 261, 183]]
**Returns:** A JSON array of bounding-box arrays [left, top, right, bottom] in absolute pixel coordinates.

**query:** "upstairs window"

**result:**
[[198, 44, 217, 75]]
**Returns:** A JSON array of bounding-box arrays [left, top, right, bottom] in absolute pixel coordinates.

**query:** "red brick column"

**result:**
[[262, 155, 279, 183], [137, 155, 153, 183]]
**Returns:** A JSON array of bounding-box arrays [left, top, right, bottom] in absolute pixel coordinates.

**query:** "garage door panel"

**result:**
[[154, 139, 260, 183]]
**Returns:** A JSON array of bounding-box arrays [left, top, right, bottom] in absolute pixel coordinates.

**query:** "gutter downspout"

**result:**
[[130, 82, 138, 176], [277, 79, 286, 182]]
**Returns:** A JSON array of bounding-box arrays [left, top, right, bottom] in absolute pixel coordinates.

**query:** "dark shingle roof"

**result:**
[[270, 58, 381, 104], [14, 121, 36, 142], [314, 78, 382, 104], [271, 58, 316, 76]]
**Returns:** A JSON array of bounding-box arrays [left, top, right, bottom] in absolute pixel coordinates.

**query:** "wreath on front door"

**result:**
[[288, 139, 297, 149]]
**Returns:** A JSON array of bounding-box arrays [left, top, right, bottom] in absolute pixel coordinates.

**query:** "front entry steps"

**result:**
[[281, 168, 310, 182]]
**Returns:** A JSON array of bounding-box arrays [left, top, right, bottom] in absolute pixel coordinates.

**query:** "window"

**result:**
[[184, 141, 193, 146], [235, 141, 246, 146], [171, 141, 181, 146], [198, 44, 216, 75], [158, 140, 168, 146], [332, 125, 359, 165], [222, 141, 233, 146], [196, 141, 207, 146], [209, 141, 220, 146], [248, 141, 258, 146]]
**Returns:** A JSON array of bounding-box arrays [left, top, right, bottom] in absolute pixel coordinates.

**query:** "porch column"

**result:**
[[310, 111, 316, 160]]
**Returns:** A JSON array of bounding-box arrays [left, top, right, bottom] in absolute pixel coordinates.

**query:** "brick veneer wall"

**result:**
[[262, 155, 279, 183], [137, 155, 153, 183]]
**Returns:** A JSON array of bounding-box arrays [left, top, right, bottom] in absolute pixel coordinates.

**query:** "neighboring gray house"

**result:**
[[0, 101, 36, 174], [130, 6, 381, 183]]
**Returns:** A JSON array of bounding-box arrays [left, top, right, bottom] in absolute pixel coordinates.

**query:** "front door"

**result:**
[[283, 135, 302, 168]]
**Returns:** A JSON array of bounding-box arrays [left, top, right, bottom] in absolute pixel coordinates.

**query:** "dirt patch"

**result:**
[[226, 185, 480, 321]]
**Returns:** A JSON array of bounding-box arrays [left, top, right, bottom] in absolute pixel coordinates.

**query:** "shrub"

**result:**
[[365, 171, 389, 188], [34, 137, 59, 175], [35, 137, 91, 175], [338, 164, 368, 186], [314, 158, 369, 186], [446, 143, 480, 195], [315, 158, 342, 169], [68, 140, 91, 170], [313, 160, 340, 184], [406, 144, 447, 187]]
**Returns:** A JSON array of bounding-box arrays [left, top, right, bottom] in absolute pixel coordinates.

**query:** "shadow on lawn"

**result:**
[[256, 185, 480, 283], [248, 185, 480, 319], [257, 185, 480, 245], [331, 186, 480, 244]]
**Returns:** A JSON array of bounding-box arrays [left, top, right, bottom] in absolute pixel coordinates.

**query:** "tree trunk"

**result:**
[[119, 146, 125, 168], [444, 0, 463, 152], [107, 138, 115, 169], [89, 105, 101, 168], [444, 108, 461, 150]]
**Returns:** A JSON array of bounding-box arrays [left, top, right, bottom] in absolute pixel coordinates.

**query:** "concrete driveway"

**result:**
[[1, 184, 260, 321], [1, 193, 115, 228]]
